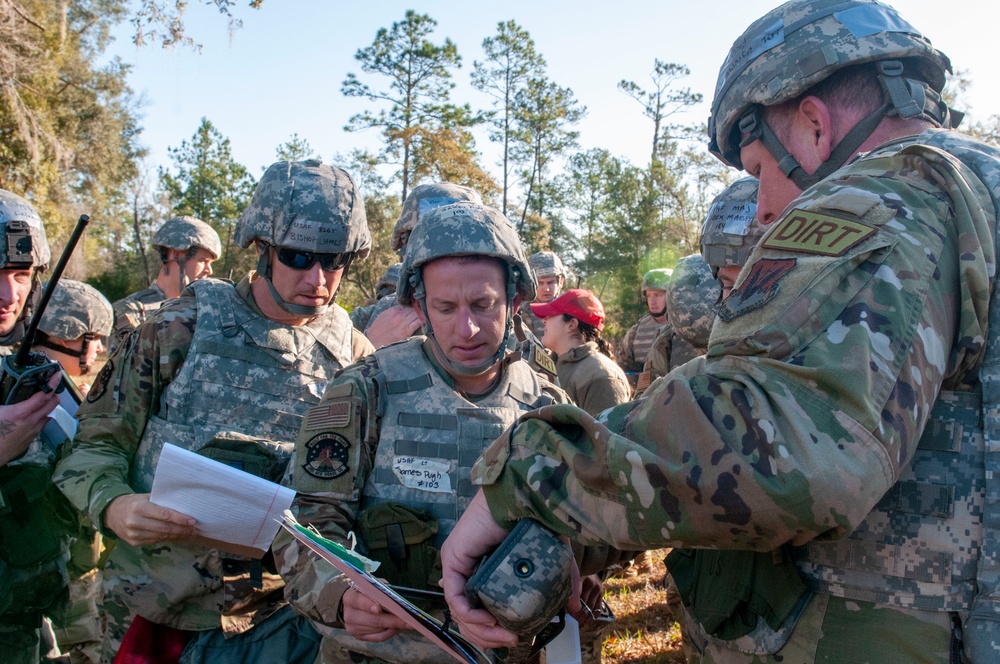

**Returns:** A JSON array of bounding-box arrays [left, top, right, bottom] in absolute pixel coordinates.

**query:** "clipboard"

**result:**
[[279, 511, 490, 664]]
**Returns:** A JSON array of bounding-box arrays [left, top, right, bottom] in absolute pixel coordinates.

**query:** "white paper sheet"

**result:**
[[149, 443, 295, 555]]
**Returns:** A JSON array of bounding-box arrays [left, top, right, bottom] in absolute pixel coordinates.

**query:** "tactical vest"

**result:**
[[626, 314, 666, 371], [110, 279, 355, 631], [360, 338, 557, 548], [783, 132, 1000, 659]]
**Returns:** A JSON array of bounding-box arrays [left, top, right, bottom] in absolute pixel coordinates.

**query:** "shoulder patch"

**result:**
[[324, 381, 355, 399], [304, 400, 352, 430], [762, 209, 875, 256], [87, 357, 113, 402], [302, 432, 351, 479], [718, 258, 797, 322]]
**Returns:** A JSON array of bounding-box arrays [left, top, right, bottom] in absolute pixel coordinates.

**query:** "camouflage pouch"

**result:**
[[197, 432, 289, 482], [356, 502, 440, 593], [465, 518, 573, 637]]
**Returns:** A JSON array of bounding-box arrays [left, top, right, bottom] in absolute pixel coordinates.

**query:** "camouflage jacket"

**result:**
[[53, 275, 373, 633], [555, 342, 631, 416], [473, 129, 995, 571], [110, 282, 166, 353], [638, 325, 706, 394], [617, 313, 668, 374], [517, 300, 546, 340], [275, 337, 569, 633]]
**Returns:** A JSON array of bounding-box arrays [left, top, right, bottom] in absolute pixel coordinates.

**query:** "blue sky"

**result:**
[[107, 0, 1000, 193]]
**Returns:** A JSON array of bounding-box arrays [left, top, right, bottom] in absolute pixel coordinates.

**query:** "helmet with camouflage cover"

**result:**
[[641, 268, 673, 296], [0, 189, 50, 345], [37, 279, 113, 375], [528, 251, 565, 280], [390, 183, 482, 255], [665, 254, 721, 351], [153, 216, 222, 260], [236, 159, 372, 316], [398, 202, 534, 375], [375, 263, 402, 300], [700, 177, 763, 277], [709, 0, 956, 190]]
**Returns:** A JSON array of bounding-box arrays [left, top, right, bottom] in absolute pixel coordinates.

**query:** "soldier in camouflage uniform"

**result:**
[[700, 178, 763, 299], [518, 251, 567, 340], [275, 202, 582, 663], [361, 183, 482, 350], [349, 262, 401, 332], [636, 258, 719, 396], [53, 159, 374, 663], [0, 190, 74, 664], [440, 2, 1000, 662], [110, 215, 220, 351], [617, 268, 672, 387], [34, 279, 113, 664]]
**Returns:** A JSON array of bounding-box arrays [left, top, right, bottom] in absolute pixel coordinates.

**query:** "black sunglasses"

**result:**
[[275, 247, 354, 272]]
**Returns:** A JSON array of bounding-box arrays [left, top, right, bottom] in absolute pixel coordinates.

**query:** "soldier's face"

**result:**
[[645, 289, 666, 316], [740, 139, 805, 226], [268, 248, 343, 310], [0, 268, 32, 336], [718, 266, 742, 299], [415, 257, 510, 374], [184, 248, 215, 283], [536, 275, 562, 303]]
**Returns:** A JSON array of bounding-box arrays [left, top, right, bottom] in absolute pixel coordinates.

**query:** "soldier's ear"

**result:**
[[412, 300, 427, 326]]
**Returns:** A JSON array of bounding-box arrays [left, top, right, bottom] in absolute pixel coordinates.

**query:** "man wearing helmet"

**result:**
[[0, 190, 75, 663], [617, 268, 673, 384], [359, 183, 483, 349], [440, 2, 1000, 662], [274, 202, 583, 663], [518, 251, 566, 340], [54, 160, 374, 662], [110, 215, 221, 349], [349, 262, 401, 332]]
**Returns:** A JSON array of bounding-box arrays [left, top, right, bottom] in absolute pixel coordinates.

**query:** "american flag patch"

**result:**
[[304, 402, 351, 430]]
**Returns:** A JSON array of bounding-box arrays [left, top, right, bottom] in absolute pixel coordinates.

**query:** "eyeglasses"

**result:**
[[275, 247, 354, 272]]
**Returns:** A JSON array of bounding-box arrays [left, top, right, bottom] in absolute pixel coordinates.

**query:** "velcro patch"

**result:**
[[762, 209, 875, 256], [302, 433, 351, 479], [304, 401, 351, 430]]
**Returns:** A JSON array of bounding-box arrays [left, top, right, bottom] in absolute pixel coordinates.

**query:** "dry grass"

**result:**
[[601, 549, 686, 664]]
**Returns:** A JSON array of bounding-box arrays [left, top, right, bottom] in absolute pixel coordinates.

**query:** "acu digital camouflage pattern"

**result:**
[[470, 128, 1000, 662], [665, 254, 721, 350], [152, 215, 222, 259], [390, 183, 482, 253], [236, 159, 371, 257], [397, 202, 536, 305], [53, 276, 372, 658], [709, 0, 951, 166], [700, 178, 763, 273], [375, 262, 401, 299], [0, 188, 50, 267], [641, 267, 673, 294], [110, 283, 167, 351], [528, 251, 565, 279], [39, 279, 113, 340]]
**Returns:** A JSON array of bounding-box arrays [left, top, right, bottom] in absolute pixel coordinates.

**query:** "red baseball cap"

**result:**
[[530, 288, 605, 331]]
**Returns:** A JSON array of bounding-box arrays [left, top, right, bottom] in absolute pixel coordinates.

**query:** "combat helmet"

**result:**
[[700, 177, 763, 277], [0, 189, 50, 345], [709, 0, 956, 190], [528, 251, 565, 280], [390, 183, 482, 255], [398, 202, 533, 376], [37, 279, 113, 374], [641, 268, 673, 296], [665, 254, 721, 351], [153, 215, 222, 295], [375, 263, 402, 300], [236, 159, 371, 316]]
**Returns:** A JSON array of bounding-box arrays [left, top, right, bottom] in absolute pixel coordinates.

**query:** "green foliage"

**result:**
[[160, 118, 256, 278], [131, 0, 264, 49], [274, 133, 319, 162]]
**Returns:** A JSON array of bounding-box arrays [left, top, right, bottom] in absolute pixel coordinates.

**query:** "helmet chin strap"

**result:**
[[256, 248, 336, 317], [413, 269, 518, 378], [36, 334, 96, 374]]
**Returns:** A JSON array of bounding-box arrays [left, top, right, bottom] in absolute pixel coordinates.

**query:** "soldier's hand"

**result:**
[[0, 373, 61, 467], [364, 305, 421, 349], [440, 491, 519, 649], [342, 586, 409, 642], [104, 493, 198, 546], [571, 573, 603, 629]]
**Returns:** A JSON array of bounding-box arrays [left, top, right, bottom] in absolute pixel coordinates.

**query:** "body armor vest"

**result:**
[[110, 279, 355, 631], [793, 131, 1000, 634], [625, 314, 666, 372], [360, 338, 556, 548]]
